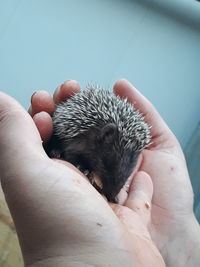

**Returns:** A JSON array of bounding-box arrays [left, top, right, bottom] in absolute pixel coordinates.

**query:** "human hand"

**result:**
[[0, 84, 165, 267], [113, 79, 200, 267], [30, 79, 200, 267]]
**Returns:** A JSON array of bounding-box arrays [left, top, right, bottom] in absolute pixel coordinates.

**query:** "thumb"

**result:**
[[125, 171, 153, 227], [0, 92, 46, 180]]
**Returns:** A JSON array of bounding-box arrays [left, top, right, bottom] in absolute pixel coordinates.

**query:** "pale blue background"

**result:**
[[0, 1, 200, 217]]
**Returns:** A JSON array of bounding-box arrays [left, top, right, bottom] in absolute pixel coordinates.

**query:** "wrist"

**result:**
[[163, 214, 200, 267]]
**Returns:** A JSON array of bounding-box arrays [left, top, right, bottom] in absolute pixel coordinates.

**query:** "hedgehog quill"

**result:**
[[46, 86, 151, 203]]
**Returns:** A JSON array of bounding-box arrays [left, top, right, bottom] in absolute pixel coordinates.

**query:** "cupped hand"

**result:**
[[113, 79, 200, 266], [29, 79, 200, 266], [0, 82, 165, 267]]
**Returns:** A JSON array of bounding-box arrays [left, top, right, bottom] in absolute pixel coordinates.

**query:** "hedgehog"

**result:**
[[46, 85, 151, 203]]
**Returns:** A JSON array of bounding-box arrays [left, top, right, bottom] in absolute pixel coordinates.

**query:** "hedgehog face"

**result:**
[[93, 146, 140, 203], [88, 123, 140, 202]]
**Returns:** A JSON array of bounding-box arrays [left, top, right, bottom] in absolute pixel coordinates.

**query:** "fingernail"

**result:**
[[31, 92, 37, 103]]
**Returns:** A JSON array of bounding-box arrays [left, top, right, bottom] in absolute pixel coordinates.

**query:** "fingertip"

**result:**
[[31, 90, 55, 116], [113, 79, 137, 100], [33, 111, 53, 143], [53, 80, 80, 104], [130, 171, 153, 200], [113, 78, 129, 87], [113, 79, 126, 96]]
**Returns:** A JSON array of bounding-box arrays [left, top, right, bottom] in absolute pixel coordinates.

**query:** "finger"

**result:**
[[125, 171, 153, 227], [109, 201, 152, 240], [33, 111, 53, 143], [0, 92, 46, 180], [29, 91, 55, 117], [113, 79, 175, 147], [53, 80, 81, 104]]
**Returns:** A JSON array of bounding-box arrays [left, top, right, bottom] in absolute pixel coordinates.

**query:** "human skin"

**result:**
[[0, 84, 165, 266], [30, 79, 200, 266]]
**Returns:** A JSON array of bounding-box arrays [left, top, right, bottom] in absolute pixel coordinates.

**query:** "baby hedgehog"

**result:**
[[46, 85, 151, 203]]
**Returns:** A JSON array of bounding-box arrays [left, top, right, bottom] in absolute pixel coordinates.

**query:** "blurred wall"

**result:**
[[0, 0, 200, 148]]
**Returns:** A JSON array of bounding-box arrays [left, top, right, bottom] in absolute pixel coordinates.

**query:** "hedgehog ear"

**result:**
[[99, 123, 118, 144]]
